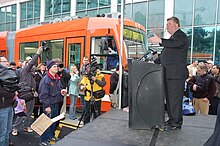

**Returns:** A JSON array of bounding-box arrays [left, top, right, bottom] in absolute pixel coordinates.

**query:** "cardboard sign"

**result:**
[[31, 113, 65, 136]]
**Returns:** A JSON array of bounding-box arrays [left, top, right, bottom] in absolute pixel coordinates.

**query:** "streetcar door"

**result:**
[[67, 37, 84, 70]]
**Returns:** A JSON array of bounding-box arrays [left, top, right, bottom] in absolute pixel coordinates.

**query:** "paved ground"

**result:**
[[54, 109, 216, 146], [10, 112, 83, 146]]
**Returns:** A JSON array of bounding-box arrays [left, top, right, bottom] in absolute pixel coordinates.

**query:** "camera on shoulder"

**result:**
[[84, 56, 98, 80]]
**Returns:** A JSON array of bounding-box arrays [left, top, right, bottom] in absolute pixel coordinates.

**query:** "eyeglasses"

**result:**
[[0, 61, 8, 62]]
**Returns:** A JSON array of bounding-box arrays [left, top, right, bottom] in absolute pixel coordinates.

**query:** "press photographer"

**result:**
[[79, 57, 106, 125]]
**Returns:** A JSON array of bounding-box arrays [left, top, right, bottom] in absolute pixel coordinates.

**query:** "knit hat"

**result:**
[[47, 60, 56, 70]]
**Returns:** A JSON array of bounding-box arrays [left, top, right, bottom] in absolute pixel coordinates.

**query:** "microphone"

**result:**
[[138, 50, 152, 62], [138, 49, 158, 62]]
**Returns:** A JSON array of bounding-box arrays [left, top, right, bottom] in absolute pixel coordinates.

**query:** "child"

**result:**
[[12, 95, 26, 136]]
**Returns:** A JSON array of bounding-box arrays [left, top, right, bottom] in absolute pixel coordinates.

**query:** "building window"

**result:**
[[133, 2, 147, 28], [193, 26, 214, 62], [76, 0, 111, 18], [76, 0, 86, 11], [148, 0, 164, 29], [20, 0, 40, 28], [194, 0, 217, 25], [174, 0, 193, 26], [0, 5, 16, 31], [88, 0, 98, 9], [181, 28, 192, 63], [99, 0, 111, 7], [214, 26, 220, 65], [45, 0, 70, 21]]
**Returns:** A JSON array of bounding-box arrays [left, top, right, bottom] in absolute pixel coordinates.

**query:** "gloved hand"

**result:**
[[36, 47, 43, 55]]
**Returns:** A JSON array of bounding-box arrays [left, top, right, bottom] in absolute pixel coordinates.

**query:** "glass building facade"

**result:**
[[0, 0, 219, 64], [20, 0, 40, 28], [0, 4, 16, 31]]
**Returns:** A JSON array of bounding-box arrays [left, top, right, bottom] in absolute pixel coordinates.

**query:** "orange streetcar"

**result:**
[[0, 16, 148, 112]]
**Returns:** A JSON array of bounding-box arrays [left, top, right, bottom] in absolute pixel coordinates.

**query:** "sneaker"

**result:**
[[56, 126, 62, 130], [12, 129, 18, 136], [39, 141, 51, 146], [23, 127, 33, 133], [51, 137, 60, 142], [69, 117, 77, 120]]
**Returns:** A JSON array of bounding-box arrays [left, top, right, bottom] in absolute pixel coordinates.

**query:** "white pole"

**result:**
[[119, 0, 124, 109]]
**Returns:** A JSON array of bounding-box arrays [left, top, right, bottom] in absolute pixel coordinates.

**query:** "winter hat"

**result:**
[[47, 60, 56, 70]]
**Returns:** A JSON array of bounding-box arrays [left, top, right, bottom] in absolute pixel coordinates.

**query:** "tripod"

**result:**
[[77, 79, 100, 129]]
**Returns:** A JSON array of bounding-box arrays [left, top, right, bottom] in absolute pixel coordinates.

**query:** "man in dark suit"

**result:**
[[148, 16, 189, 130]]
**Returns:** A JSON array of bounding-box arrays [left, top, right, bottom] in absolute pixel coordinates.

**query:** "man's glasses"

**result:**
[[0, 61, 8, 62]]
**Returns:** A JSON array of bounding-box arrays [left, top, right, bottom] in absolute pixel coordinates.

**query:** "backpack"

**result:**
[[182, 96, 196, 116], [0, 65, 19, 92]]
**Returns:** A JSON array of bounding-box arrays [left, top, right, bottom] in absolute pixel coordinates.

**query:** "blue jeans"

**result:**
[[0, 107, 13, 146], [69, 94, 78, 119], [80, 95, 85, 115], [40, 104, 58, 142]]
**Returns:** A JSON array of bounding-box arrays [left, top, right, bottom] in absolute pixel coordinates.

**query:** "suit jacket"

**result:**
[[155, 29, 189, 79]]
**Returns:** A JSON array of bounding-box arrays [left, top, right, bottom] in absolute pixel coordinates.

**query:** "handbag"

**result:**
[[93, 89, 105, 99]]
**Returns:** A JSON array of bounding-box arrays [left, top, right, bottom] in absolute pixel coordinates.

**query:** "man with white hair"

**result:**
[[206, 60, 214, 75]]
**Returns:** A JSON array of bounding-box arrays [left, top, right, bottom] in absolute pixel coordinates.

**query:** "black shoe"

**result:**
[[164, 125, 181, 131], [78, 117, 83, 121], [164, 120, 171, 126]]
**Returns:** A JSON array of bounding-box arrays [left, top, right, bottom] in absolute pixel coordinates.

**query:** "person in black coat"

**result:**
[[33, 63, 46, 118], [204, 103, 220, 146], [148, 16, 189, 130]]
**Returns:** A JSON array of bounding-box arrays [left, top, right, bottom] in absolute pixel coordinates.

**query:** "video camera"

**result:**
[[84, 56, 98, 81], [41, 41, 50, 52]]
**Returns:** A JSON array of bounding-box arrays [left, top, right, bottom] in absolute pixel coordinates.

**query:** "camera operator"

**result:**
[[79, 59, 106, 125], [188, 62, 216, 115]]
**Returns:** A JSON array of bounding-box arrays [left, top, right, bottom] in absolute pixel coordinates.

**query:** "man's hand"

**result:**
[[61, 89, 67, 96], [91, 76, 96, 81], [148, 34, 162, 44], [45, 107, 51, 114], [36, 47, 43, 55], [202, 98, 209, 103], [193, 84, 197, 91]]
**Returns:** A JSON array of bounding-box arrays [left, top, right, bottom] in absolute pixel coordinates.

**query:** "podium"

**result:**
[[128, 59, 165, 129]]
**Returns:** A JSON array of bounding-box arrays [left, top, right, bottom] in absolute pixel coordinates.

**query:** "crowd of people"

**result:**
[[187, 60, 219, 115], [0, 16, 220, 146], [0, 45, 129, 146]]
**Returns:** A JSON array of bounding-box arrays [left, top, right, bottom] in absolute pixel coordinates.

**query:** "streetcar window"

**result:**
[[123, 26, 147, 59], [40, 39, 64, 62], [20, 42, 38, 61], [91, 36, 119, 71]]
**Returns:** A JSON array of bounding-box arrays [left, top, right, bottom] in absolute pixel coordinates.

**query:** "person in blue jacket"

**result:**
[[38, 60, 67, 146]]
